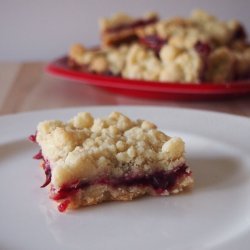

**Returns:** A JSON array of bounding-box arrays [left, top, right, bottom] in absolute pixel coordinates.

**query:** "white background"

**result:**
[[1, 0, 250, 61]]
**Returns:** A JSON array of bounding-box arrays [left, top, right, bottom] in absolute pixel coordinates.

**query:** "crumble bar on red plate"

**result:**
[[99, 12, 159, 47], [30, 112, 193, 212], [68, 9, 250, 83]]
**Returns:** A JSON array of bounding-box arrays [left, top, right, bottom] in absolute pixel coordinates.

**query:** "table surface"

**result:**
[[1, 62, 250, 117]]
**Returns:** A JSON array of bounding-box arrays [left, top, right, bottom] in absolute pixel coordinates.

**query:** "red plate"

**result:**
[[46, 56, 250, 101]]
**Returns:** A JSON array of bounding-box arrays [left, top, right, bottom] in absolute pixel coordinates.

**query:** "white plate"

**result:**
[[0, 106, 250, 250]]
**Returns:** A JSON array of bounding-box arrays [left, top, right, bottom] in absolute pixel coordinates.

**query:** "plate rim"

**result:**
[[46, 56, 250, 95]]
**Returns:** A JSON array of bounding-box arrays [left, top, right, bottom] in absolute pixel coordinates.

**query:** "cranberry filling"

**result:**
[[40, 160, 52, 188], [50, 180, 90, 200], [33, 150, 43, 160], [32, 148, 52, 188], [106, 16, 158, 33], [58, 199, 71, 212], [107, 164, 188, 190], [29, 133, 37, 143], [194, 41, 212, 82], [232, 25, 246, 40], [51, 164, 189, 201], [30, 131, 52, 188], [194, 41, 211, 56], [140, 35, 167, 54]]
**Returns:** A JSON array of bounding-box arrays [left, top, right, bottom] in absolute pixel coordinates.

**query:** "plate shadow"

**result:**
[[0, 139, 36, 163], [187, 156, 248, 191]]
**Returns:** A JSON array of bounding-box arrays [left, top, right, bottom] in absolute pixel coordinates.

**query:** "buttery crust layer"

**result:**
[[68, 174, 193, 209]]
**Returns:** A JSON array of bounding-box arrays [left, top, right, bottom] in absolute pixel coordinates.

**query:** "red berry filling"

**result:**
[[106, 16, 158, 33], [58, 199, 71, 212], [113, 165, 188, 190], [32, 149, 52, 188], [33, 150, 43, 160], [50, 180, 90, 200], [194, 41, 211, 56], [40, 160, 52, 188], [50, 164, 190, 201], [232, 24, 246, 40], [140, 35, 167, 54], [29, 133, 37, 143], [194, 41, 212, 82]]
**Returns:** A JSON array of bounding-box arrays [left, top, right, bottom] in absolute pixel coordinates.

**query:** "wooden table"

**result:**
[[1, 62, 250, 117]]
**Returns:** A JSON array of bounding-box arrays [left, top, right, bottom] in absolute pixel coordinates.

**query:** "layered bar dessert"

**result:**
[[99, 12, 159, 46], [68, 10, 250, 83], [30, 112, 193, 212]]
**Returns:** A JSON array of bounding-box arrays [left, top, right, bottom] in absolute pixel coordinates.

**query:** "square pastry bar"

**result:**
[[31, 112, 193, 212], [69, 10, 250, 83]]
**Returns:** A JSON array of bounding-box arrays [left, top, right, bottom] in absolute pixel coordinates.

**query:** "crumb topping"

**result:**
[[36, 112, 185, 187]]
